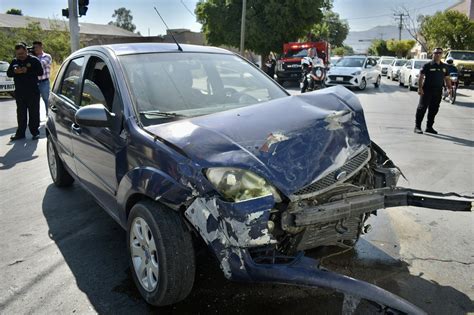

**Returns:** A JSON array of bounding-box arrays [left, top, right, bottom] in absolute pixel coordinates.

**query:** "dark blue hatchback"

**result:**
[[46, 43, 472, 312]]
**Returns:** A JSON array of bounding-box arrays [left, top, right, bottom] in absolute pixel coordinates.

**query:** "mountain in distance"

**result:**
[[344, 25, 413, 53]]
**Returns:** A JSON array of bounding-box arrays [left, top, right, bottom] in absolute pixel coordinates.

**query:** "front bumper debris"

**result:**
[[293, 187, 472, 227]]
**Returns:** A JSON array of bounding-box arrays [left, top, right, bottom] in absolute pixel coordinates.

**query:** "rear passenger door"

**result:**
[[49, 56, 85, 174]]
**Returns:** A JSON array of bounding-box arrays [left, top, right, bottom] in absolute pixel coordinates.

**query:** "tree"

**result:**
[[394, 6, 430, 54], [367, 39, 393, 56], [108, 7, 137, 33], [0, 21, 70, 63], [6, 8, 23, 15], [332, 45, 353, 56], [195, 0, 332, 57], [308, 11, 349, 47], [386, 39, 416, 58], [420, 10, 474, 50]]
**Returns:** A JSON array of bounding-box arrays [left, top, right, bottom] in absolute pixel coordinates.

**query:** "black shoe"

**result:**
[[425, 127, 438, 134], [414, 127, 423, 134], [10, 134, 25, 141], [32, 134, 40, 140]]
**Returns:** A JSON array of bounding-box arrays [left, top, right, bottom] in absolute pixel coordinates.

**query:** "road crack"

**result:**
[[405, 256, 474, 266]]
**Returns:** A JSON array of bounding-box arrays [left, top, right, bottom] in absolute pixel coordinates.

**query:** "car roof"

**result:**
[[76, 43, 233, 56]]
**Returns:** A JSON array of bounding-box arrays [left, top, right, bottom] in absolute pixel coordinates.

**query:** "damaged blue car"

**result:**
[[46, 43, 472, 314]]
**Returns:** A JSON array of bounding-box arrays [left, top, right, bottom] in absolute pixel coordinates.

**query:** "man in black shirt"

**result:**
[[7, 43, 44, 141], [414, 47, 452, 134]]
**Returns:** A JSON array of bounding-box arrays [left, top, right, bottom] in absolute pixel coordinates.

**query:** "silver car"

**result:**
[[387, 59, 407, 81]]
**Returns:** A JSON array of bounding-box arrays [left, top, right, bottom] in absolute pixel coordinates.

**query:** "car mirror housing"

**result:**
[[75, 104, 114, 128]]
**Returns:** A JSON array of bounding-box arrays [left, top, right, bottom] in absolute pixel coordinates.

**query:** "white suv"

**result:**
[[326, 56, 381, 90]]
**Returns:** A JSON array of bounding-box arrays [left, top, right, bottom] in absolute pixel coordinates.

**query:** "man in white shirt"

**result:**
[[33, 41, 52, 114]]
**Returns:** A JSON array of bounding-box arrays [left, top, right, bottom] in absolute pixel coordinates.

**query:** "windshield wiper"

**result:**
[[139, 111, 185, 118]]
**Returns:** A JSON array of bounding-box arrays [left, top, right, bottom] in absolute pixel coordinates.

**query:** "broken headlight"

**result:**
[[205, 168, 282, 203]]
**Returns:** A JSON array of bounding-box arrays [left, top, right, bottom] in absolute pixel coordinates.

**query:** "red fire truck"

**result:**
[[275, 41, 330, 85]]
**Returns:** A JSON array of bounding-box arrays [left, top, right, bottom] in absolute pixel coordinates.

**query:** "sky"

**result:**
[[0, 0, 461, 35]]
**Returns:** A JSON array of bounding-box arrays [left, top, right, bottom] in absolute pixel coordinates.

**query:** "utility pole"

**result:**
[[393, 13, 406, 41], [68, 0, 80, 52], [239, 0, 246, 56]]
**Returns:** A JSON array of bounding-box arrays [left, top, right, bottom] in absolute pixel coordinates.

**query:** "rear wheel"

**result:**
[[127, 201, 195, 306], [47, 135, 74, 187]]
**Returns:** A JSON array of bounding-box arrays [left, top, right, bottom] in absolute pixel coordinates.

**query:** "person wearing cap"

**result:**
[[6, 43, 44, 141], [33, 41, 52, 114], [445, 57, 458, 75], [414, 47, 452, 134]]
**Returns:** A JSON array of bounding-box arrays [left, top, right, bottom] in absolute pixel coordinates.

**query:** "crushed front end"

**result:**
[[184, 142, 472, 314]]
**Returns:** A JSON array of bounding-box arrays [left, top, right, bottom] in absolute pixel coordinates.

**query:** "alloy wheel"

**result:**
[[130, 217, 159, 292]]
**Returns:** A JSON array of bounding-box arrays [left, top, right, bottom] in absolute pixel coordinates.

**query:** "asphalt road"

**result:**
[[0, 77, 473, 314]]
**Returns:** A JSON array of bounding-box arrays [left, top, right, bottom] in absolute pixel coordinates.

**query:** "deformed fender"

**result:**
[[117, 166, 194, 222], [184, 195, 277, 279]]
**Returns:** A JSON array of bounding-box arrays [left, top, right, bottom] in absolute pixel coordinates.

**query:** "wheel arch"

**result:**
[[117, 166, 194, 224]]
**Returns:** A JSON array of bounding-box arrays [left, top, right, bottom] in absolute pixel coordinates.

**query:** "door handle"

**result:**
[[50, 105, 58, 113], [71, 123, 82, 134]]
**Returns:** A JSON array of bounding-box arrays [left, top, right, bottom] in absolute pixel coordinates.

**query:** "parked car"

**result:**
[[46, 43, 472, 313], [325, 55, 381, 90], [443, 50, 474, 86], [399, 59, 431, 91], [376, 56, 396, 76], [387, 59, 407, 81], [0, 61, 15, 97]]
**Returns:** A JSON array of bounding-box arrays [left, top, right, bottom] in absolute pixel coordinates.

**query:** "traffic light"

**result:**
[[78, 0, 89, 16], [62, 8, 69, 18]]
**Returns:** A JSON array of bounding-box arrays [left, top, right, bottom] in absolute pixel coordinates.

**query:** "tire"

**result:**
[[399, 77, 404, 86], [127, 201, 195, 306], [374, 75, 381, 88], [450, 89, 456, 104], [358, 77, 367, 90], [47, 135, 74, 187], [408, 77, 416, 91]]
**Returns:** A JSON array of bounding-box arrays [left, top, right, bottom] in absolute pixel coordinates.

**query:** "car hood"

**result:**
[[145, 86, 371, 196], [328, 67, 362, 75]]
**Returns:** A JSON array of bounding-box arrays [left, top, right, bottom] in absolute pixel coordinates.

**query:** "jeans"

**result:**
[[38, 79, 50, 113]]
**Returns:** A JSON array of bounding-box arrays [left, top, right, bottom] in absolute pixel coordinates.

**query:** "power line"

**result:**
[[345, 1, 445, 21], [180, 0, 195, 17]]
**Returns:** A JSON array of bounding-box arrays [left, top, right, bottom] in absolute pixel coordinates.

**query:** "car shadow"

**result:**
[[0, 138, 38, 170], [41, 184, 474, 314], [424, 133, 474, 147]]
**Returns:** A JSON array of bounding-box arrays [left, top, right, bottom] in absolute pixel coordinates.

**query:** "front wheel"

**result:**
[[127, 201, 195, 306], [358, 77, 367, 90], [450, 88, 457, 104], [47, 135, 74, 187], [374, 75, 381, 88]]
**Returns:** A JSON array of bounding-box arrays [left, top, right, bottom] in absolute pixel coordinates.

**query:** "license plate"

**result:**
[[336, 77, 343, 81], [464, 74, 471, 77]]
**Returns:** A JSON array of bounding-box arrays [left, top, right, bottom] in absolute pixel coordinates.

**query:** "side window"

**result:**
[[81, 57, 115, 111], [59, 57, 85, 105]]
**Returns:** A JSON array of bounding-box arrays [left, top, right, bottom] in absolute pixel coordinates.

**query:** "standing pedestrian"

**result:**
[[264, 53, 276, 79], [33, 41, 52, 114], [6, 43, 43, 141], [414, 47, 452, 134]]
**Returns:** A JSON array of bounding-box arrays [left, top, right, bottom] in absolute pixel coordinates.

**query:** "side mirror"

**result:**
[[75, 104, 115, 128]]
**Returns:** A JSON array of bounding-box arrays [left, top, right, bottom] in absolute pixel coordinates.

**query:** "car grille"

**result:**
[[293, 148, 370, 197], [328, 75, 353, 83]]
